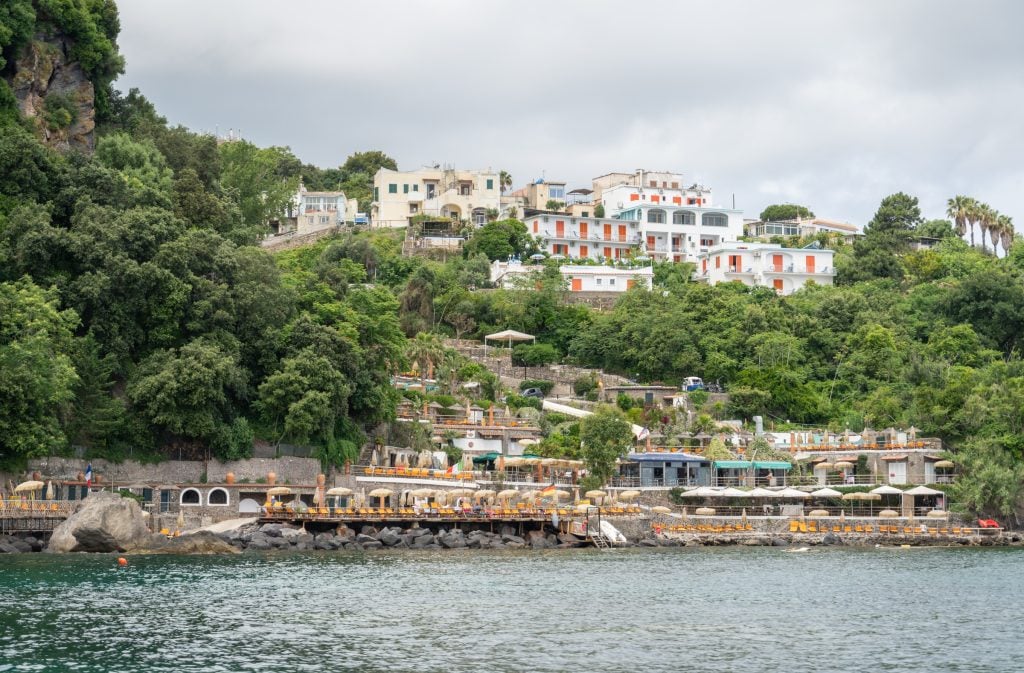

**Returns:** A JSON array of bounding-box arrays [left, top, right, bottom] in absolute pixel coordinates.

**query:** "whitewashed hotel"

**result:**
[[694, 242, 836, 295]]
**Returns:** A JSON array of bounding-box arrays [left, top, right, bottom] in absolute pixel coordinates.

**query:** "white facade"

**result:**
[[745, 216, 860, 242], [372, 166, 501, 228], [290, 184, 351, 228], [694, 242, 835, 295], [490, 260, 653, 292], [524, 213, 641, 261]]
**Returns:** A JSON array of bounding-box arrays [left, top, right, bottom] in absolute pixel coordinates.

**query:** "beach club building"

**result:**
[[694, 242, 836, 295], [490, 259, 654, 292]]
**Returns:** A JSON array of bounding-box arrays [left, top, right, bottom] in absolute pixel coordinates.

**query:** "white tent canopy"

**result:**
[[870, 485, 904, 495], [484, 330, 536, 349], [905, 485, 943, 496], [810, 487, 843, 498]]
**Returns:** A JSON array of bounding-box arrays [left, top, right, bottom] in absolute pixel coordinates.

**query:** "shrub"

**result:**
[[506, 393, 542, 411], [512, 343, 560, 367], [573, 374, 599, 397], [520, 379, 554, 395], [688, 390, 709, 408], [616, 392, 635, 411]]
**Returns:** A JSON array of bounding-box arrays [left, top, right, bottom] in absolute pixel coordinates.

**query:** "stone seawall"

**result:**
[[22, 456, 322, 486]]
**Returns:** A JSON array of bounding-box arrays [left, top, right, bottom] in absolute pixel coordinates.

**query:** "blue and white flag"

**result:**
[[85, 463, 93, 487]]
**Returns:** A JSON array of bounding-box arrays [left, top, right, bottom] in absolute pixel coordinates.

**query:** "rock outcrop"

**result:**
[[47, 492, 153, 553], [7, 36, 95, 152]]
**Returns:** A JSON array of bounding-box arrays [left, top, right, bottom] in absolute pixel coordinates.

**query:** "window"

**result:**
[[409, 203, 419, 214], [581, 211, 589, 218], [596, 278, 602, 286], [388, 184, 398, 194], [181, 488, 201, 505], [208, 488, 229, 506], [549, 185, 565, 200], [374, 187, 379, 201], [609, 278, 616, 286], [704, 213, 727, 227], [647, 209, 666, 224], [413, 184, 419, 192], [320, 215, 329, 224], [673, 211, 695, 225], [472, 208, 487, 226], [403, 184, 409, 193], [486, 178, 494, 190]]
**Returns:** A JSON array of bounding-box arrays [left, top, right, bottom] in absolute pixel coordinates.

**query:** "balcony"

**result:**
[[725, 266, 755, 275], [765, 264, 835, 275]]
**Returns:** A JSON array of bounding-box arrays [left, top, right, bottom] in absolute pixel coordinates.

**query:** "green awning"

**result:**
[[753, 461, 792, 470], [472, 452, 501, 464], [713, 460, 752, 469]]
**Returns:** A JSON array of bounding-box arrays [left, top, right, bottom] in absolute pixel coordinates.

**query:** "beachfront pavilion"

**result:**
[[618, 452, 710, 488], [712, 460, 792, 487]]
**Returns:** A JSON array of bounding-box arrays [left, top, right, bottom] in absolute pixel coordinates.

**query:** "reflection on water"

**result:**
[[1, 547, 1022, 672]]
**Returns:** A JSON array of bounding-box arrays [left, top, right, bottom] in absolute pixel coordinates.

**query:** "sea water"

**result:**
[[1, 546, 1021, 672]]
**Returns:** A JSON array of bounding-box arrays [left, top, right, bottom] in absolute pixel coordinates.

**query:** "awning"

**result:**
[[753, 461, 792, 470], [629, 453, 706, 463], [880, 454, 908, 461], [713, 460, 752, 469], [472, 452, 501, 464]]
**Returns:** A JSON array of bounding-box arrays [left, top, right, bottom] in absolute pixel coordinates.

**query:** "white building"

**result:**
[[490, 260, 653, 292], [523, 213, 642, 262], [268, 183, 353, 238], [694, 242, 835, 295], [745, 216, 860, 242], [372, 166, 501, 228]]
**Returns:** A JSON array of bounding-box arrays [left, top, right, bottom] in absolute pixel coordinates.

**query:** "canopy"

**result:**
[[410, 488, 435, 498], [628, 452, 705, 463], [833, 461, 854, 470], [777, 488, 811, 498], [650, 506, 672, 514], [266, 487, 292, 496], [713, 460, 752, 469], [753, 461, 792, 470], [811, 488, 843, 497], [14, 480, 44, 493], [905, 485, 943, 496], [933, 460, 955, 469], [474, 489, 496, 501], [870, 485, 904, 496], [720, 487, 751, 498], [747, 487, 780, 498], [484, 330, 535, 346], [497, 489, 520, 500], [617, 490, 641, 502], [472, 452, 501, 464], [680, 487, 721, 498], [326, 487, 353, 497], [368, 488, 394, 498], [585, 490, 607, 499]]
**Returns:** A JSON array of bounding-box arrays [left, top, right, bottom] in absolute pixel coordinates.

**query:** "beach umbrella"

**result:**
[[327, 487, 353, 497], [618, 490, 641, 502], [933, 460, 955, 469], [877, 509, 899, 518], [808, 509, 829, 517], [833, 461, 854, 470], [497, 489, 519, 503], [44, 481, 54, 501], [176, 509, 185, 529], [741, 508, 747, 526], [778, 488, 811, 499], [810, 487, 843, 498], [369, 488, 393, 507], [841, 492, 863, 501], [267, 486, 292, 498], [474, 489, 496, 502], [839, 510, 846, 523], [651, 506, 672, 514], [410, 488, 435, 498], [546, 490, 570, 502], [747, 487, 778, 498], [503, 457, 524, 468], [585, 490, 607, 504], [14, 480, 44, 494]]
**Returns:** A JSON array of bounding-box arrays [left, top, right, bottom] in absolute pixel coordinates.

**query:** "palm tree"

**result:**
[[964, 197, 981, 248], [997, 213, 1014, 256], [946, 195, 972, 241], [405, 332, 446, 391], [976, 203, 996, 253], [499, 170, 513, 195]]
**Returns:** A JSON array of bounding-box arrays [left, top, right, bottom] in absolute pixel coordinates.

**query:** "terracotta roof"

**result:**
[[880, 454, 908, 461]]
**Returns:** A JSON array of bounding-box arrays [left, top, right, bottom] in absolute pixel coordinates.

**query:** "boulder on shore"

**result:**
[[47, 492, 154, 553], [134, 530, 240, 555]]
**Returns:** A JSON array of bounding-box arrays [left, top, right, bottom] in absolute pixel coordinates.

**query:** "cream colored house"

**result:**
[[372, 166, 500, 228]]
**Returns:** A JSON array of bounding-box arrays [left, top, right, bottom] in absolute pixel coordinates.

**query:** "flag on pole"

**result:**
[[85, 463, 93, 487], [638, 427, 650, 441]]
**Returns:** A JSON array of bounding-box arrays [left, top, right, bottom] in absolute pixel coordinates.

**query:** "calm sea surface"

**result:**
[[1, 546, 1021, 673]]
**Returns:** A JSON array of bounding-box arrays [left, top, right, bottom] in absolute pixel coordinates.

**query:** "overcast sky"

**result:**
[[114, 0, 1023, 227]]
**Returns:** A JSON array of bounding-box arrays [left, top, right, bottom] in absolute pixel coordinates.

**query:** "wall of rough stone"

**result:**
[[24, 456, 322, 486]]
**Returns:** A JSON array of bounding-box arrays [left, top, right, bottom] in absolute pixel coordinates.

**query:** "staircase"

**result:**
[[589, 531, 612, 550]]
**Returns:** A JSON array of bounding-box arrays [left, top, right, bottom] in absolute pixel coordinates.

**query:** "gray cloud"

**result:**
[[115, 0, 1024, 227]]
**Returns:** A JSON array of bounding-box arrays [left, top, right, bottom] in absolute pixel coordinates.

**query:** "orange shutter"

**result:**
[[580, 222, 588, 237], [533, 221, 538, 233], [627, 279, 636, 289], [773, 279, 784, 292], [806, 255, 815, 273], [571, 278, 582, 292], [618, 225, 626, 241], [772, 254, 783, 271], [715, 256, 721, 268], [604, 247, 612, 258], [672, 196, 682, 205], [603, 224, 612, 240], [580, 245, 588, 258], [647, 236, 655, 248], [630, 193, 640, 201], [555, 220, 564, 237], [651, 195, 660, 203]]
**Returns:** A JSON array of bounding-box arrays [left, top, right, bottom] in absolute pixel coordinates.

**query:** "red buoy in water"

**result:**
[[117, 557, 128, 567]]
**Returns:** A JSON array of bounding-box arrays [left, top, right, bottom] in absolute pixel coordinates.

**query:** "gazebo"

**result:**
[[483, 329, 535, 354]]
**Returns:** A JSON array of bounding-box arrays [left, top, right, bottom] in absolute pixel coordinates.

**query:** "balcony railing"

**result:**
[[765, 264, 835, 274]]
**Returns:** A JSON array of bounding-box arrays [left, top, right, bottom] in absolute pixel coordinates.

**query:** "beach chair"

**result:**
[[864, 525, 873, 533]]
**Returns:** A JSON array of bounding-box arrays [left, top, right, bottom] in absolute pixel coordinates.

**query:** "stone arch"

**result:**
[[207, 487, 229, 506], [180, 488, 201, 506]]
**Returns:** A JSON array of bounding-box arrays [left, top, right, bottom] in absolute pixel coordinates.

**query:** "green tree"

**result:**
[[256, 348, 350, 447], [579, 406, 633, 485], [759, 204, 814, 221], [219, 140, 300, 229], [464, 218, 534, 261], [0, 277, 78, 461], [127, 338, 248, 452]]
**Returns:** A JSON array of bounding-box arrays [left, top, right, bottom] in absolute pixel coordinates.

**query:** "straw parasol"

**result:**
[[877, 509, 899, 518], [651, 505, 672, 514], [547, 490, 570, 502], [267, 486, 292, 498], [368, 487, 393, 507], [585, 489, 607, 503], [44, 481, 55, 500], [474, 489, 496, 502], [817, 462, 834, 471], [14, 480, 44, 494], [933, 460, 955, 469], [741, 508, 747, 526], [833, 461, 854, 470], [410, 488, 435, 498], [497, 489, 519, 503], [503, 457, 525, 468], [327, 487, 353, 497], [618, 490, 641, 502]]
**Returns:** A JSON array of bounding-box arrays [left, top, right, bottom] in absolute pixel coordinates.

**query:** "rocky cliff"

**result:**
[[6, 34, 95, 152]]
